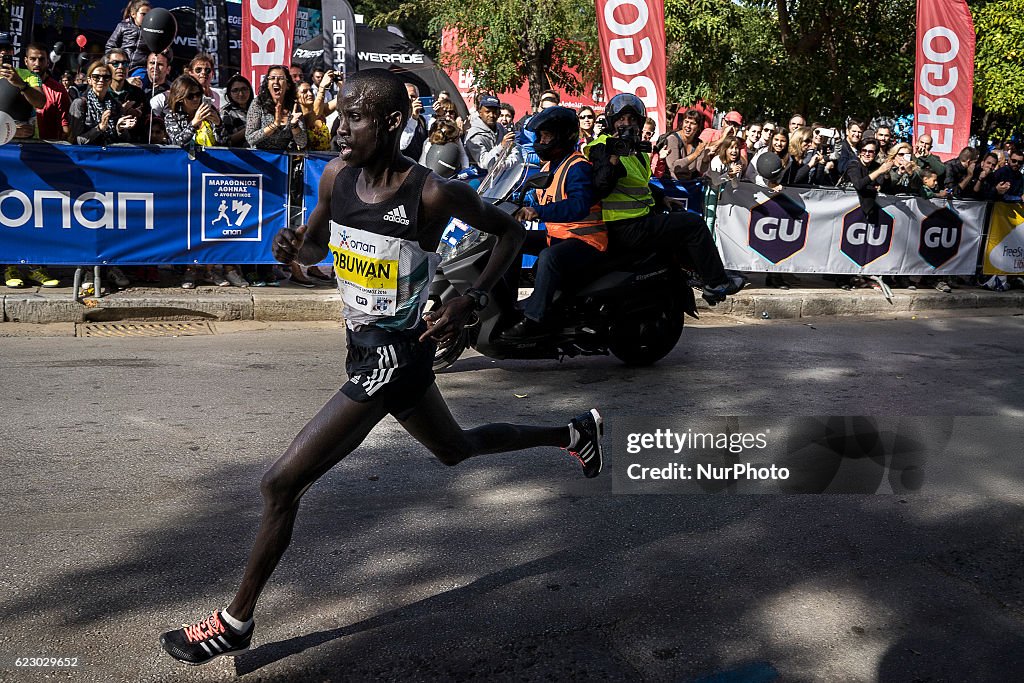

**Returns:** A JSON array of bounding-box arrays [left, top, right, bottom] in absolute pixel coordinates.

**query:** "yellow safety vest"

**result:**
[[583, 134, 654, 222]]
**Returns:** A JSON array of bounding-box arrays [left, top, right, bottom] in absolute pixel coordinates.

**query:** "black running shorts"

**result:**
[[341, 324, 437, 419]]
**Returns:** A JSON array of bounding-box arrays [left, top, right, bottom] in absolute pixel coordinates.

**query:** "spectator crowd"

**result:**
[[2, 15, 1023, 295]]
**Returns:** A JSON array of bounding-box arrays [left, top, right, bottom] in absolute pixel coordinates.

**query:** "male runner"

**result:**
[[159, 69, 603, 666]]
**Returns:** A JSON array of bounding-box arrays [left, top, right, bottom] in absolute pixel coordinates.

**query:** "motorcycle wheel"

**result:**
[[608, 306, 684, 366], [432, 329, 469, 371]]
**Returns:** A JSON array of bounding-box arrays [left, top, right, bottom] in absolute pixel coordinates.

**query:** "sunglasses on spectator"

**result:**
[[579, 114, 594, 120], [186, 91, 203, 101], [109, 60, 128, 67], [90, 74, 112, 82], [192, 67, 213, 74], [1011, 157, 1024, 165], [860, 148, 878, 155]]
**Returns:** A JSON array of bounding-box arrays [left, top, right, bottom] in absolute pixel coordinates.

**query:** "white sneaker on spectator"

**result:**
[[224, 269, 249, 287], [108, 266, 130, 288]]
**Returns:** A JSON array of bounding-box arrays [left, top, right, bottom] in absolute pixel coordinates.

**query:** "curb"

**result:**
[[3, 285, 1023, 325]]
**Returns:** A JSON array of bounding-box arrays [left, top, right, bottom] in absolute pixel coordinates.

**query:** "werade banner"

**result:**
[[595, 0, 667, 133], [714, 183, 986, 275], [0, 144, 289, 265], [914, 0, 975, 160]]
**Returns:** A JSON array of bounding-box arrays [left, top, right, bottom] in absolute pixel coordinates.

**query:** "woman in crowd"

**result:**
[[246, 65, 308, 286], [710, 135, 745, 180], [789, 126, 825, 185], [882, 142, 924, 196], [577, 106, 597, 145], [666, 108, 711, 181], [105, 0, 151, 71], [748, 128, 794, 185], [221, 74, 254, 148], [296, 74, 337, 152], [69, 60, 138, 145]]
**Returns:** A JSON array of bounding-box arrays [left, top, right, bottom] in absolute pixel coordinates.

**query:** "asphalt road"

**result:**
[[1, 314, 1022, 682]]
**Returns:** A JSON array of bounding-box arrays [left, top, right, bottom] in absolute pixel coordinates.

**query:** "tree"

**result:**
[[972, 0, 1024, 139], [375, 0, 599, 108]]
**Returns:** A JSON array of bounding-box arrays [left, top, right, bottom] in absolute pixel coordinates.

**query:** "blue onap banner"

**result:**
[[0, 143, 289, 265]]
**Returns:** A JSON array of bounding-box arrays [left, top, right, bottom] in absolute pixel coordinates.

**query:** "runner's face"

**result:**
[[336, 85, 388, 166]]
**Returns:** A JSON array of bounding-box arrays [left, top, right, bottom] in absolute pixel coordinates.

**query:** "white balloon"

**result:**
[[0, 111, 15, 145]]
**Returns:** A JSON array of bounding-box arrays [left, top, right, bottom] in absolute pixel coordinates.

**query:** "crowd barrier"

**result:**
[[2, 142, 1023, 276]]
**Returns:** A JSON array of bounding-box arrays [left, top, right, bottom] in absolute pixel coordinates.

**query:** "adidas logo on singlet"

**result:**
[[383, 205, 410, 225]]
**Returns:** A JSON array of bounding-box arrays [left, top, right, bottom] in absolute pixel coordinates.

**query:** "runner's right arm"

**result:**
[[272, 157, 345, 265]]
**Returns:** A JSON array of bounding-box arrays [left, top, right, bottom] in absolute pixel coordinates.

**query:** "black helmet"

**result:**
[[526, 106, 579, 161], [604, 93, 646, 127]]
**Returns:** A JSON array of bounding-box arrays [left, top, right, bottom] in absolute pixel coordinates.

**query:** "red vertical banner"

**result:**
[[594, 0, 667, 134], [241, 0, 298, 89], [914, 0, 975, 161]]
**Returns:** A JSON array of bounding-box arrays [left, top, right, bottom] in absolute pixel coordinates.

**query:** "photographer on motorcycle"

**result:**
[[502, 106, 608, 340], [584, 94, 744, 305]]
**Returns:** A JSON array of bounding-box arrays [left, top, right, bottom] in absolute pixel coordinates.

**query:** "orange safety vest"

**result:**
[[536, 152, 607, 252]]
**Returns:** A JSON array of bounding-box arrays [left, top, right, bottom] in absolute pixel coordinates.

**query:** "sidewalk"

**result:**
[[3, 272, 1024, 325]]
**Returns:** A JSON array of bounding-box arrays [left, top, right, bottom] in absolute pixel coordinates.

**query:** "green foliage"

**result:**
[[374, 0, 598, 106], [664, 0, 916, 125], [973, 0, 1024, 134]]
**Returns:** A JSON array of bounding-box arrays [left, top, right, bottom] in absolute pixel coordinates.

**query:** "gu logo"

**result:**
[[919, 207, 962, 268], [841, 207, 894, 266], [748, 194, 809, 264]]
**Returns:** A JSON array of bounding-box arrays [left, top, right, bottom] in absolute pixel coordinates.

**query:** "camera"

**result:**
[[606, 126, 653, 156]]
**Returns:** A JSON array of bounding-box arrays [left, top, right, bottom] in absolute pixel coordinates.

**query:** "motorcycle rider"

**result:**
[[502, 106, 608, 340], [584, 94, 744, 304]]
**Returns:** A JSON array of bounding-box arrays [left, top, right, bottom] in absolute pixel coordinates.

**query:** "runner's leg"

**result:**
[[397, 384, 569, 465], [226, 391, 389, 621]]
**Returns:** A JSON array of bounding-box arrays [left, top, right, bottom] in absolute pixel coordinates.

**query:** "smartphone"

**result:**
[[901, 153, 912, 162], [418, 96, 434, 120], [816, 127, 837, 138]]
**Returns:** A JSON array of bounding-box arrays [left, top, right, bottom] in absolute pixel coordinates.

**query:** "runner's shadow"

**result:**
[[233, 539, 610, 675]]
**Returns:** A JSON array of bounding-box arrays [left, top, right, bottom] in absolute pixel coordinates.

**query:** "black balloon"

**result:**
[[141, 8, 177, 54]]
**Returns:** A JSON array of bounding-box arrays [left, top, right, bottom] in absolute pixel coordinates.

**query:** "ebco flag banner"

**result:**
[[914, 0, 975, 160], [714, 183, 985, 276], [0, 144, 289, 265], [595, 0, 667, 133], [241, 0, 299, 89]]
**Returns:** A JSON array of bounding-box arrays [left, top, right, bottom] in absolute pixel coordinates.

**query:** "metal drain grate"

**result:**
[[78, 322, 215, 338]]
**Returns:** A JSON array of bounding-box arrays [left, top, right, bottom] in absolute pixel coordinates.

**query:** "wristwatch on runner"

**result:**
[[464, 287, 490, 310]]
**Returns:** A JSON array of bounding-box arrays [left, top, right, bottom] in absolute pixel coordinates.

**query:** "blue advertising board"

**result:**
[[0, 143, 290, 265]]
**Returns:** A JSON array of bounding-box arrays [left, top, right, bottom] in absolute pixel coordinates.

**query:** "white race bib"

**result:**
[[328, 223, 401, 316]]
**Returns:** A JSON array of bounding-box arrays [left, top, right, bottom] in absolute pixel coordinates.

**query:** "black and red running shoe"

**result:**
[[160, 610, 253, 665], [568, 409, 603, 478]]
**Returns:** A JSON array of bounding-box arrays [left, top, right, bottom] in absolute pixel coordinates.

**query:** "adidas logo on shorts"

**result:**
[[383, 205, 410, 225]]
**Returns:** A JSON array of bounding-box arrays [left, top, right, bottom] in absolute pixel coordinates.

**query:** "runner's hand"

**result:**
[[420, 297, 474, 346], [273, 224, 308, 264]]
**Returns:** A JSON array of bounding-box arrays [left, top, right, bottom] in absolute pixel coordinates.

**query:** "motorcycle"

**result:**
[[429, 144, 697, 371]]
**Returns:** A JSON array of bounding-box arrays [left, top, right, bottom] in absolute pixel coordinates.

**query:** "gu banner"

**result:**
[[241, 0, 299, 90], [914, 0, 975, 160], [0, 144, 289, 265], [595, 0, 667, 133], [321, 0, 358, 80], [714, 183, 985, 276], [195, 0, 230, 87]]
